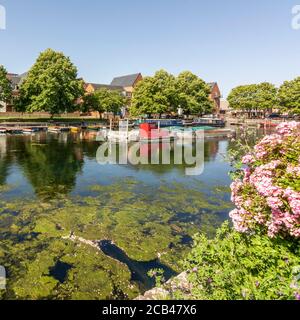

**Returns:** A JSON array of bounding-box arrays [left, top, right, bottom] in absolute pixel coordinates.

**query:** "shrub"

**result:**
[[180, 123, 300, 300], [230, 122, 300, 238], [182, 222, 300, 300]]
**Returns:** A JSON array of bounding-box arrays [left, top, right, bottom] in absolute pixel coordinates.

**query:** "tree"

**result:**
[[255, 82, 277, 114], [228, 82, 277, 117], [176, 71, 212, 115], [278, 77, 300, 114], [19, 49, 84, 116], [130, 70, 177, 117], [0, 65, 12, 104], [81, 93, 103, 114], [95, 88, 126, 115], [228, 84, 257, 111]]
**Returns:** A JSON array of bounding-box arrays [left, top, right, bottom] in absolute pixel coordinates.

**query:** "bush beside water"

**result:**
[[181, 122, 300, 300]]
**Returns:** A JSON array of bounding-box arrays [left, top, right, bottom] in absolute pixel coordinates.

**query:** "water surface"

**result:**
[[0, 131, 234, 299]]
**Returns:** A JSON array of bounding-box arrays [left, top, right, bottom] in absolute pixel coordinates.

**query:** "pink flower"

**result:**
[[229, 122, 300, 239], [276, 122, 300, 135], [266, 197, 284, 210], [242, 154, 255, 165]]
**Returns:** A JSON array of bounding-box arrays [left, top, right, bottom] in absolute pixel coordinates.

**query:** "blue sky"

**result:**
[[0, 0, 300, 96]]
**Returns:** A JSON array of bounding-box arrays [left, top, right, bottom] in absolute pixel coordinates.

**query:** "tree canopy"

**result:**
[[82, 88, 126, 115], [130, 70, 177, 117], [278, 77, 300, 114], [176, 71, 212, 115], [19, 49, 84, 115], [81, 92, 103, 114], [95, 88, 126, 115], [228, 82, 277, 113], [130, 70, 212, 117], [0, 65, 12, 104]]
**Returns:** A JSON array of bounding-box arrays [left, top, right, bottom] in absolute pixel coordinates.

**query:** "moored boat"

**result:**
[[22, 127, 40, 134], [183, 118, 226, 128], [87, 126, 101, 131], [48, 126, 70, 133], [136, 119, 183, 128], [6, 128, 23, 134], [70, 126, 81, 133]]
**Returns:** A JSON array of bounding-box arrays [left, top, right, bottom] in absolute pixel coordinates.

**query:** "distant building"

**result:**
[[83, 73, 143, 117], [84, 83, 124, 94], [220, 99, 230, 115], [110, 73, 143, 99], [0, 72, 27, 112], [84, 73, 143, 98], [208, 82, 221, 115]]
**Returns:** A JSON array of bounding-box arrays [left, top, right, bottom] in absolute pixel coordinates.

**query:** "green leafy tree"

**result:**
[[0, 65, 12, 104], [19, 49, 84, 116], [130, 70, 177, 117], [176, 71, 212, 115], [94, 88, 126, 115], [278, 77, 300, 114], [228, 84, 257, 112], [228, 83, 277, 116], [81, 93, 103, 114]]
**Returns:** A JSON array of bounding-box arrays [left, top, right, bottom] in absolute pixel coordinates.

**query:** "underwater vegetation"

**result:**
[[0, 132, 237, 300], [0, 179, 232, 300]]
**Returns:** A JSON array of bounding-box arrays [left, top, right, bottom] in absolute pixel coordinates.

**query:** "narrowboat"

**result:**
[[48, 126, 70, 133], [183, 118, 226, 128]]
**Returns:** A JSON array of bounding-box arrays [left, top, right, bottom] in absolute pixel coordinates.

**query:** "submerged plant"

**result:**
[[0, 178, 230, 300]]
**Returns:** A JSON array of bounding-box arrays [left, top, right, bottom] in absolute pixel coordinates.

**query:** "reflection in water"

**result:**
[[49, 261, 73, 283], [0, 132, 226, 198], [0, 131, 241, 299], [99, 240, 177, 292], [0, 133, 86, 198]]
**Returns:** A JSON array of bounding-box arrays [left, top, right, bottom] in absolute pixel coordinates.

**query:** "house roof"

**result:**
[[207, 82, 218, 90], [87, 83, 124, 91], [7, 74, 21, 87], [110, 73, 141, 87], [7, 72, 28, 87], [19, 72, 28, 79]]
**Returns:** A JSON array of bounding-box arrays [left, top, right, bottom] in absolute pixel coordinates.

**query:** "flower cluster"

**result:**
[[230, 122, 300, 238]]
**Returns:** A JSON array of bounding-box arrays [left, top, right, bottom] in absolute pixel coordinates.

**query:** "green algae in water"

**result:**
[[0, 133, 235, 299], [0, 180, 231, 300]]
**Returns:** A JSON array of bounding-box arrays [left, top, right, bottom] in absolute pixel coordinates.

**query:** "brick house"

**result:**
[[84, 83, 124, 94], [0, 72, 27, 112], [208, 82, 221, 115], [84, 73, 143, 117], [84, 73, 143, 98], [110, 73, 143, 99]]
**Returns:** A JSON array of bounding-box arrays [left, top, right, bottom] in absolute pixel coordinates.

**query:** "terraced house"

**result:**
[[84, 73, 143, 98], [208, 82, 222, 115], [1, 71, 221, 116], [0, 72, 27, 112]]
